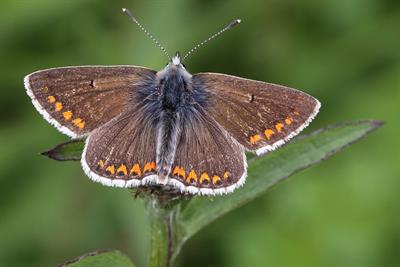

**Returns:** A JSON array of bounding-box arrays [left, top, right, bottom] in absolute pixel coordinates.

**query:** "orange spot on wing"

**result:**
[[285, 117, 293, 125], [264, 129, 275, 140], [250, 134, 262, 144], [77, 121, 85, 129], [186, 170, 198, 183], [173, 166, 186, 178], [47, 95, 56, 103], [130, 163, 142, 176], [294, 111, 300, 116], [275, 122, 284, 132], [73, 118, 85, 129], [63, 111, 73, 120], [212, 175, 221, 185], [200, 172, 211, 184], [106, 165, 115, 175], [97, 160, 104, 168], [55, 102, 63, 111], [73, 118, 82, 124], [143, 162, 156, 173], [223, 171, 231, 180], [117, 164, 128, 176]]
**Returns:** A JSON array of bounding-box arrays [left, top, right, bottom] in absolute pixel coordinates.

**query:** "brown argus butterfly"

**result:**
[[24, 8, 320, 195]]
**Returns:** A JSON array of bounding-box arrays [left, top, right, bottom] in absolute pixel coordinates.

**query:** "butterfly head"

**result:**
[[171, 51, 181, 66], [157, 51, 191, 82], [167, 51, 188, 73]]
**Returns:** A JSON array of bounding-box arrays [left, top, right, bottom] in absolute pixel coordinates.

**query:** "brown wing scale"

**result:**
[[170, 109, 246, 195], [193, 73, 320, 155], [81, 108, 158, 187], [25, 66, 156, 138]]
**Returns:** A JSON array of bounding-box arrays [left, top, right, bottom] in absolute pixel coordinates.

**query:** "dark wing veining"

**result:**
[[193, 73, 320, 155], [81, 106, 159, 188], [25, 66, 156, 138], [170, 108, 246, 195]]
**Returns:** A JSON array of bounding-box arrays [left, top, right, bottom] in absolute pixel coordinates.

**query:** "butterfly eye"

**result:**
[[182, 63, 187, 68]]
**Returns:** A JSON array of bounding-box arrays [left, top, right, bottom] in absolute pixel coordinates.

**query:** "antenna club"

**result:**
[[122, 7, 138, 22], [122, 7, 130, 15], [182, 17, 242, 61], [227, 19, 242, 29]]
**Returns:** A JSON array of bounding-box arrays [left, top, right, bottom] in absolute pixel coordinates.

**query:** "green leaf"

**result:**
[[178, 120, 383, 243], [41, 139, 84, 161], [59, 250, 135, 267]]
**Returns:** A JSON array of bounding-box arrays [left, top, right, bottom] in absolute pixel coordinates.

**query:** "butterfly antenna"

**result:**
[[122, 8, 171, 60], [182, 18, 241, 62]]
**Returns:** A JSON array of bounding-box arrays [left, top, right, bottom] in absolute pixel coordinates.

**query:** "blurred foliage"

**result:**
[[62, 250, 135, 267], [0, 0, 398, 267]]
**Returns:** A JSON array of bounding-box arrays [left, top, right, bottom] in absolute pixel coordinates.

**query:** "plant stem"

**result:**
[[146, 195, 179, 267]]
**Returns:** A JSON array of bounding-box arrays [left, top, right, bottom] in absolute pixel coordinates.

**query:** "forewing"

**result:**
[[25, 66, 156, 138], [170, 109, 246, 195], [81, 107, 158, 188], [193, 73, 321, 155]]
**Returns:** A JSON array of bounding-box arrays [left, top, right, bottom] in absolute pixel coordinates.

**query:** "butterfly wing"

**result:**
[[83, 105, 246, 194], [170, 109, 246, 195], [25, 66, 156, 138], [193, 73, 321, 155], [81, 106, 159, 187]]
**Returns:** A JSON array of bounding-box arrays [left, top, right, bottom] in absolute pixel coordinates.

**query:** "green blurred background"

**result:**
[[0, 0, 399, 266]]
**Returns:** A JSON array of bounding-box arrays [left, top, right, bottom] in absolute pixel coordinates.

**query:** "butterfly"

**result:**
[[24, 8, 320, 195]]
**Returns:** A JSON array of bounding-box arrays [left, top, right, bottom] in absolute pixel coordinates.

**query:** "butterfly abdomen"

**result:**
[[154, 70, 187, 183], [154, 68, 212, 185], [155, 111, 182, 183]]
